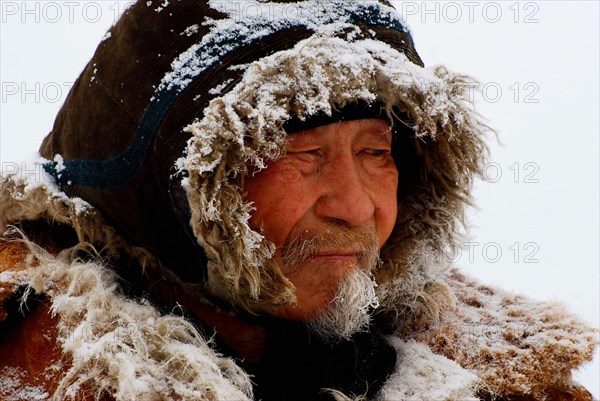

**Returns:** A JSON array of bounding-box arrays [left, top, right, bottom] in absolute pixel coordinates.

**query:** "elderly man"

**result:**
[[0, 1, 597, 400]]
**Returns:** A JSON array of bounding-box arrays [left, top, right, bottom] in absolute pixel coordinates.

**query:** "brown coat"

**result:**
[[0, 239, 594, 401], [0, 241, 115, 401], [1, 1, 597, 399]]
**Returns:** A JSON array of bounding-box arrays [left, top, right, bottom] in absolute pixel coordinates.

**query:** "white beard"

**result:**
[[306, 267, 380, 343], [279, 221, 382, 342]]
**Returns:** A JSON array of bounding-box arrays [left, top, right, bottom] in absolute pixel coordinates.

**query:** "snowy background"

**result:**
[[1, 0, 598, 397]]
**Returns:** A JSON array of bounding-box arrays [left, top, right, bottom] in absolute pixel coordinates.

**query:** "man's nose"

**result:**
[[313, 155, 374, 226]]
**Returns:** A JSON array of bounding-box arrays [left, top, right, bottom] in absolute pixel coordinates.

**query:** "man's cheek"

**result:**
[[262, 195, 310, 246]]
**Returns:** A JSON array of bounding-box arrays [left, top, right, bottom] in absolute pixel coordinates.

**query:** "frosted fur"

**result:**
[[0, 166, 250, 400], [181, 35, 491, 317], [0, 161, 180, 280], [1, 16, 596, 401], [17, 240, 252, 401], [377, 338, 480, 401], [411, 269, 599, 400], [0, 177, 598, 398]]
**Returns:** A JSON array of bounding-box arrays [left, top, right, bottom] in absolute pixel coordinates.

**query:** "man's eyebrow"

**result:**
[[361, 126, 393, 141], [286, 129, 321, 144]]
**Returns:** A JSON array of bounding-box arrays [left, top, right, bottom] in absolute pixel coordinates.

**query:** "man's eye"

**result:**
[[364, 149, 391, 157], [305, 149, 322, 155], [285, 149, 322, 174], [288, 149, 322, 158]]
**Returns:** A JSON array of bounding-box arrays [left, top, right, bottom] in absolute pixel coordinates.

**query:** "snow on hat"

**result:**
[[37, 0, 490, 318]]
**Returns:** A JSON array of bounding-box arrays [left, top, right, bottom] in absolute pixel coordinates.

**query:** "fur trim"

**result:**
[[412, 269, 599, 400], [18, 238, 252, 401], [315, 340, 481, 401], [0, 161, 197, 294], [0, 186, 597, 399], [1, 167, 249, 400], [0, 162, 145, 264], [377, 338, 480, 401], [180, 34, 491, 320]]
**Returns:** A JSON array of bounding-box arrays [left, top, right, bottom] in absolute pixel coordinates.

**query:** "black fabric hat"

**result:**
[[283, 100, 388, 134]]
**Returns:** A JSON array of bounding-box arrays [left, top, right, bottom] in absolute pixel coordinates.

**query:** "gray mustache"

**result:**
[[280, 222, 380, 270]]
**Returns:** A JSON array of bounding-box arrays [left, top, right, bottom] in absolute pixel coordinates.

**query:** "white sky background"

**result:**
[[1, 0, 598, 397]]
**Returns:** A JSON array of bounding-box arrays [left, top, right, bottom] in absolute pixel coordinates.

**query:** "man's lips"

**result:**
[[310, 253, 359, 262]]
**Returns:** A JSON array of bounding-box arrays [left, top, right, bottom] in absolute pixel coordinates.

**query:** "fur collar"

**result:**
[[0, 175, 597, 400]]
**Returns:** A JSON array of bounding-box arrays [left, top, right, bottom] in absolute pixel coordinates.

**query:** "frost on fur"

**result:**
[[160, 0, 407, 93], [412, 269, 600, 400], [0, 161, 173, 277], [0, 158, 92, 236], [21, 242, 252, 401], [180, 35, 491, 322], [377, 338, 480, 401], [0, 165, 253, 399]]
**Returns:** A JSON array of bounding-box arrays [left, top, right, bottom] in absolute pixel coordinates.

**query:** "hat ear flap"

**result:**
[[168, 169, 208, 282]]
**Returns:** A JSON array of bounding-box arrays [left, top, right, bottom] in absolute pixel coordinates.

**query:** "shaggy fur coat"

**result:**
[[0, 205, 597, 400], [1, 1, 598, 400]]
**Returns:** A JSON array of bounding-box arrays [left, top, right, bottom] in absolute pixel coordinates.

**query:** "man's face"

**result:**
[[244, 118, 398, 332]]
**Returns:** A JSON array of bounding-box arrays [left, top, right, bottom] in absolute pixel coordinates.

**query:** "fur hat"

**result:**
[[36, 0, 490, 320]]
